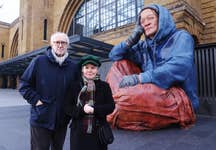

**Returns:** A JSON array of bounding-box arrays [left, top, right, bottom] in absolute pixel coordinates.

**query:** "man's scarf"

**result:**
[[51, 49, 68, 66]]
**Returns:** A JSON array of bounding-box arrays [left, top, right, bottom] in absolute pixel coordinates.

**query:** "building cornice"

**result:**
[[0, 17, 19, 28], [167, 0, 205, 26], [10, 17, 19, 27], [0, 21, 10, 28]]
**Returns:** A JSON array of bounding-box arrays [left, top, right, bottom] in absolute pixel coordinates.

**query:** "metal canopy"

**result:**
[[0, 35, 113, 76]]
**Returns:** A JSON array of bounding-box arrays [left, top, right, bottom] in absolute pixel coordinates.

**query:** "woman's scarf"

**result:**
[[78, 75, 99, 133]]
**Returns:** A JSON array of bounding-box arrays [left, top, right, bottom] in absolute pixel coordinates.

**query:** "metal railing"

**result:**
[[195, 43, 216, 115]]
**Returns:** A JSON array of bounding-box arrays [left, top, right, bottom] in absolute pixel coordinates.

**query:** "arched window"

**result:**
[[43, 19, 48, 40], [1, 44, 5, 58], [69, 0, 144, 37]]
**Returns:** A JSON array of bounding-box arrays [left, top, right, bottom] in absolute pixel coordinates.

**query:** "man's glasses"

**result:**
[[53, 41, 68, 45]]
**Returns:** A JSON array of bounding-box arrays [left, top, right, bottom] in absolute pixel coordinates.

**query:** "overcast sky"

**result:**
[[0, 0, 20, 23]]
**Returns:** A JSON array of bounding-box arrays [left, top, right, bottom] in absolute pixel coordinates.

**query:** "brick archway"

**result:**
[[10, 29, 18, 57], [58, 0, 84, 33]]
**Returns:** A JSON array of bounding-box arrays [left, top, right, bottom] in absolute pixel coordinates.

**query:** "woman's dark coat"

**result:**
[[65, 79, 115, 150]]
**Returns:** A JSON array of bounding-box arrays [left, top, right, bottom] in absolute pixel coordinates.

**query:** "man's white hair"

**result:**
[[50, 32, 69, 45]]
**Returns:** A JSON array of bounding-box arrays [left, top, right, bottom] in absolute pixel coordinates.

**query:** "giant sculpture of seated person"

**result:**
[[106, 4, 198, 130]]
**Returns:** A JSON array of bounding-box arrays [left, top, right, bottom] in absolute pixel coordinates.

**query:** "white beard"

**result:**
[[51, 49, 69, 66]]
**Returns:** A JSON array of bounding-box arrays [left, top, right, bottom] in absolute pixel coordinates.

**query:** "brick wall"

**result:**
[[0, 22, 9, 61], [201, 0, 216, 44]]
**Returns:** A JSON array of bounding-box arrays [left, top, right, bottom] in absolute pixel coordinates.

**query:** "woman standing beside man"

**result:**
[[65, 55, 115, 150]]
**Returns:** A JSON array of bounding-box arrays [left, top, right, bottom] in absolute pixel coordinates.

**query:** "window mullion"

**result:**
[[115, 0, 118, 28], [85, 0, 88, 36], [98, 0, 101, 33]]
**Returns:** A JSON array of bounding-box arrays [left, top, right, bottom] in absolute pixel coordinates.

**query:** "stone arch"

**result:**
[[10, 29, 19, 57], [58, 0, 84, 33], [187, 25, 201, 46], [181, 23, 201, 47]]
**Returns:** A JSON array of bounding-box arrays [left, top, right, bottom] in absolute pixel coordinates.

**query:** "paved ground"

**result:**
[[0, 89, 216, 150], [0, 89, 28, 107]]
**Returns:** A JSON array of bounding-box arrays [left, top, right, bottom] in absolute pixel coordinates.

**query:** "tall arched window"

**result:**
[[43, 19, 48, 40], [69, 0, 144, 37], [1, 44, 5, 58]]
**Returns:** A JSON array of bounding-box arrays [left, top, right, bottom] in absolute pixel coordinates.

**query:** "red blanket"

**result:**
[[106, 60, 195, 130]]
